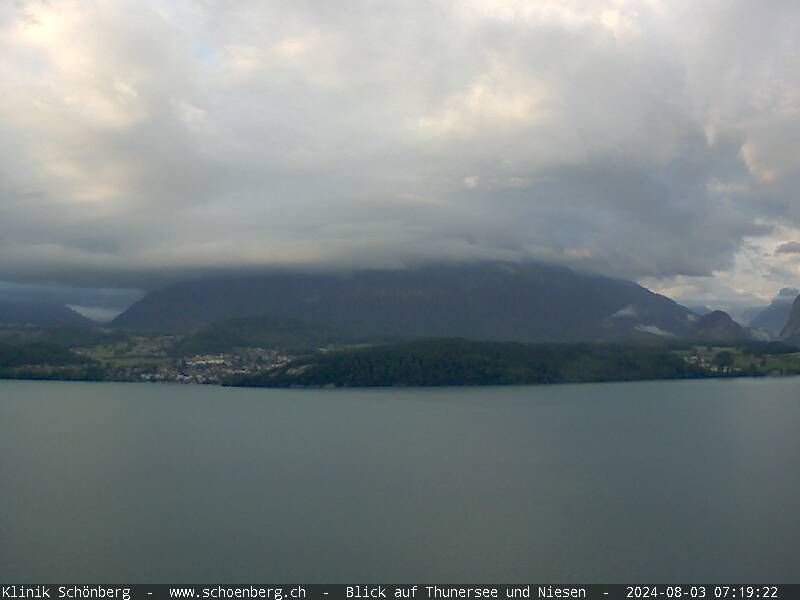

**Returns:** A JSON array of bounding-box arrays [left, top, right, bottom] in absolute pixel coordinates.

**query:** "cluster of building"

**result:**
[[683, 350, 740, 375], [133, 349, 292, 384]]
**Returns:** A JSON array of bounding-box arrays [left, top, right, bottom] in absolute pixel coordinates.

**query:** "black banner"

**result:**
[[0, 585, 794, 600]]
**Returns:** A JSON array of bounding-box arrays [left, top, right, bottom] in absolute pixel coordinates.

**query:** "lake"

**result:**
[[1, 377, 799, 582]]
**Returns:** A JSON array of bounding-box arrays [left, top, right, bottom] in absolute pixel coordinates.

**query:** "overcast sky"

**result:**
[[1, 0, 800, 311]]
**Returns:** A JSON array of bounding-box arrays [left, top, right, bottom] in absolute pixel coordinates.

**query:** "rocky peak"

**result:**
[[779, 294, 800, 344]]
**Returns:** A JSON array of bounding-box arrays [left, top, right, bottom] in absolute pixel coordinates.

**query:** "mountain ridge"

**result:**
[[779, 295, 800, 345], [749, 288, 800, 337], [0, 300, 95, 328], [112, 261, 698, 343]]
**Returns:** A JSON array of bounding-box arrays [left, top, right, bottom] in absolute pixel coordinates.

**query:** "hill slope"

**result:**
[[0, 300, 94, 327], [113, 262, 697, 343], [779, 295, 800, 346], [749, 288, 799, 337], [171, 315, 389, 356], [690, 311, 752, 343]]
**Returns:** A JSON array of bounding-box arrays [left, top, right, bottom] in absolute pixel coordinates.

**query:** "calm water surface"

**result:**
[[1, 378, 799, 582]]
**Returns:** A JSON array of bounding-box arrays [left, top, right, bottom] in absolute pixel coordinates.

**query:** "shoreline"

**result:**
[[3, 370, 793, 389]]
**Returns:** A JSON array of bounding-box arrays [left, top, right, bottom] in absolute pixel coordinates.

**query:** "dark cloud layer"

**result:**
[[1, 0, 799, 303]]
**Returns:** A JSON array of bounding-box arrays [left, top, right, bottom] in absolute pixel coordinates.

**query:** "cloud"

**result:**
[[776, 241, 800, 254], [776, 287, 800, 300], [0, 0, 799, 298]]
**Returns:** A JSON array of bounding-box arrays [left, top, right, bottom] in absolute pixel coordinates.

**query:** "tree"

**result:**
[[714, 351, 734, 369]]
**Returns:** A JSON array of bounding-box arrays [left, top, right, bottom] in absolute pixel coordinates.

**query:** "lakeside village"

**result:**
[[67, 335, 296, 384], [4, 325, 800, 385], [126, 348, 741, 384], [133, 349, 294, 384], [79, 338, 791, 385]]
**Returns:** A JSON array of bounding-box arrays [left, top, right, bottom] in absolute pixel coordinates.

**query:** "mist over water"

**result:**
[[1, 378, 799, 582]]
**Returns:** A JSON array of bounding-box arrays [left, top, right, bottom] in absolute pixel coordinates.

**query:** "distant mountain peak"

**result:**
[[779, 295, 800, 345], [691, 310, 752, 343], [748, 288, 800, 338], [776, 287, 800, 301]]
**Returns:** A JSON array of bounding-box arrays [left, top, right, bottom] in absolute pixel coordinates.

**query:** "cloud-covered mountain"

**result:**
[[0, 2, 799, 303], [0, 281, 143, 324], [112, 261, 700, 343]]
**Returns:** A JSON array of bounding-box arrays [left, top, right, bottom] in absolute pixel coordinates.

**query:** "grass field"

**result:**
[[674, 345, 800, 376]]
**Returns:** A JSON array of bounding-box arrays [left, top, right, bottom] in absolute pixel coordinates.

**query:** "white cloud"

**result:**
[[0, 0, 798, 300], [463, 176, 480, 189]]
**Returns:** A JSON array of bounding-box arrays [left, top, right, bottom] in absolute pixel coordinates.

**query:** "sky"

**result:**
[[1, 0, 800, 316]]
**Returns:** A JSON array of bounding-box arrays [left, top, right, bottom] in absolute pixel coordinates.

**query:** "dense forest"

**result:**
[[0, 342, 105, 381], [227, 338, 716, 388], [0, 342, 90, 367]]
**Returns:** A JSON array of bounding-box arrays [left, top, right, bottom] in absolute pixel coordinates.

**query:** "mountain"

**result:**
[[690, 310, 751, 343], [113, 261, 697, 343], [748, 288, 799, 337], [779, 295, 800, 346], [0, 300, 95, 327], [740, 305, 766, 325], [0, 282, 142, 323], [171, 315, 390, 356], [686, 305, 714, 316]]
